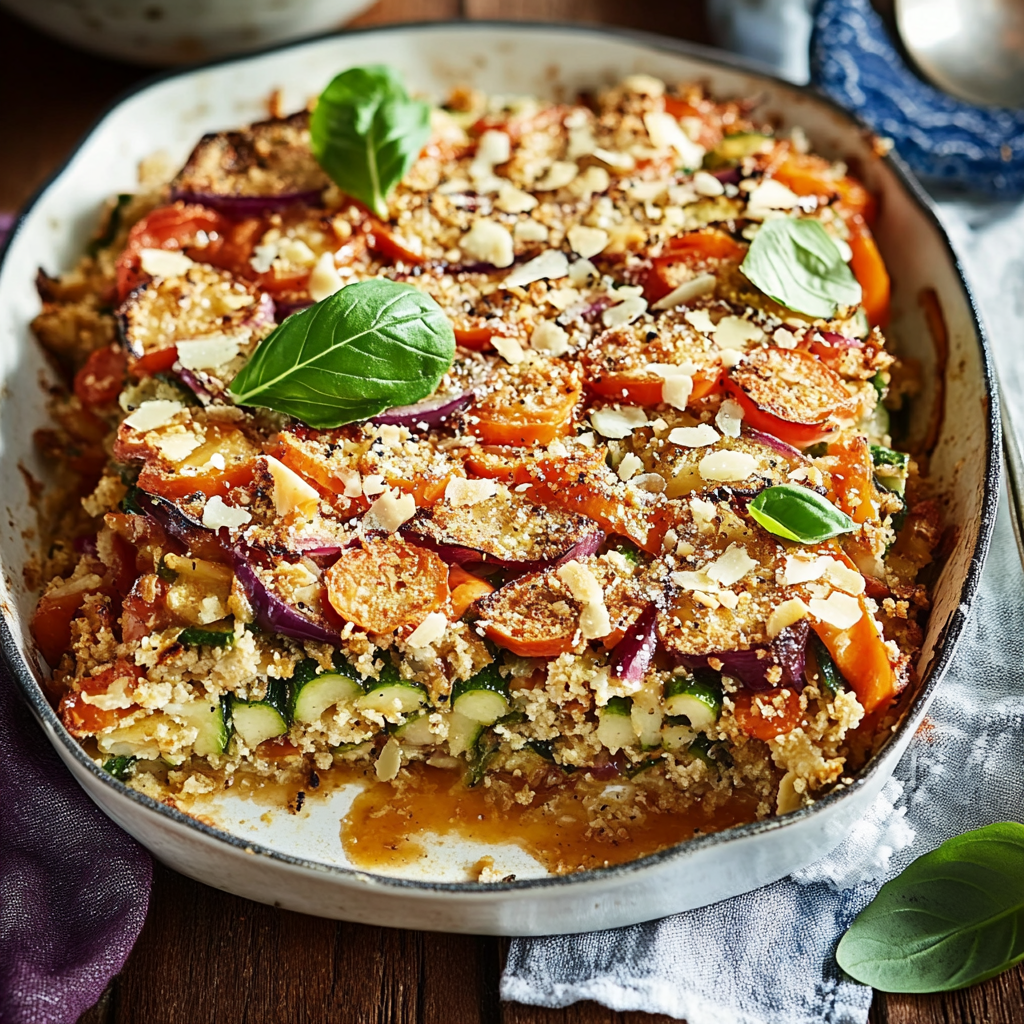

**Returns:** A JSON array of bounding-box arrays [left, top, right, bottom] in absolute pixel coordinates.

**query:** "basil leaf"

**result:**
[[748, 484, 854, 542], [837, 822, 1024, 993], [310, 65, 431, 219], [228, 279, 455, 428], [740, 218, 862, 319]]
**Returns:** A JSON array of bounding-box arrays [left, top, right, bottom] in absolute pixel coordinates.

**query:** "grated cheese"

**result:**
[[202, 495, 252, 530], [567, 224, 609, 259], [139, 248, 194, 277], [651, 273, 716, 311], [590, 405, 648, 439], [530, 319, 571, 356], [175, 335, 242, 371], [668, 423, 720, 448], [123, 400, 185, 432], [407, 611, 449, 648], [698, 449, 758, 481], [461, 219, 514, 269], [365, 489, 416, 534], [715, 397, 744, 438], [705, 544, 757, 587], [444, 477, 498, 507], [767, 598, 811, 639], [556, 560, 611, 640], [265, 455, 320, 519], [504, 250, 569, 289], [810, 592, 863, 630]]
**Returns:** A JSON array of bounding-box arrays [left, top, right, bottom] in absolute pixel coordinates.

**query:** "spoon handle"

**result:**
[[1001, 397, 1024, 569]]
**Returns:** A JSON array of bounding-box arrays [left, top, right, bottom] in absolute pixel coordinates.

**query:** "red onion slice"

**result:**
[[371, 391, 472, 429], [176, 367, 216, 406], [170, 189, 324, 218], [815, 330, 863, 349], [610, 603, 658, 684], [231, 548, 341, 646], [745, 428, 804, 461], [683, 620, 810, 691]]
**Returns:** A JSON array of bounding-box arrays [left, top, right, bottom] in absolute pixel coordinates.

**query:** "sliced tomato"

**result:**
[[325, 536, 449, 634], [258, 737, 301, 759], [130, 346, 180, 378], [847, 216, 890, 328], [448, 564, 495, 619], [827, 435, 881, 525], [812, 611, 896, 715], [59, 659, 145, 736], [137, 426, 260, 500], [724, 347, 855, 449], [643, 228, 746, 303], [771, 153, 877, 226], [588, 366, 723, 407], [74, 345, 128, 409], [31, 588, 94, 666], [453, 325, 499, 352], [732, 687, 803, 741], [116, 202, 228, 301], [363, 220, 425, 265], [468, 362, 583, 447]]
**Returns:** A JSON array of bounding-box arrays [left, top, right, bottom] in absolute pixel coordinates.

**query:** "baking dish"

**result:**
[[0, 21, 998, 935]]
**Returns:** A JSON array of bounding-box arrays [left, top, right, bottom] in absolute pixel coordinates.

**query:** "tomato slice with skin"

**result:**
[[643, 228, 746, 303], [59, 659, 145, 737], [724, 347, 855, 449], [324, 535, 450, 635], [74, 345, 128, 409], [116, 202, 228, 301], [732, 687, 803, 741]]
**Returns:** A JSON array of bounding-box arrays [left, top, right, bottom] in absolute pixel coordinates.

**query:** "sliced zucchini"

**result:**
[[290, 659, 363, 724], [870, 444, 909, 496], [597, 695, 636, 753], [88, 193, 133, 256], [450, 663, 510, 725], [631, 700, 663, 750], [356, 664, 428, 717], [171, 697, 232, 756], [806, 632, 846, 700], [394, 712, 436, 746], [662, 716, 697, 752], [704, 131, 772, 168], [526, 739, 556, 761], [663, 669, 722, 733], [447, 710, 484, 757], [332, 740, 374, 761], [231, 680, 290, 748], [177, 622, 235, 648], [102, 754, 137, 781]]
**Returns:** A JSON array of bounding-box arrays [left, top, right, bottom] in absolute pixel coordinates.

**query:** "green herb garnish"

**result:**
[[310, 65, 431, 219], [837, 822, 1024, 992], [102, 754, 137, 781], [740, 218, 862, 319], [228, 279, 455, 428], [748, 483, 855, 543]]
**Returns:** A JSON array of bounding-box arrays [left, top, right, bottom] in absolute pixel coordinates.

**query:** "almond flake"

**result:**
[[809, 592, 863, 630], [773, 327, 798, 349], [153, 432, 201, 463], [651, 273, 716, 311], [375, 737, 402, 781], [365, 490, 416, 534], [693, 170, 725, 197], [590, 405, 647, 439], [462, 219, 515, 269], [308, 251, 343, 302], [491, 334, 525, 364], [617, 453, 644, 482], [406, 611, 449, 648], [746, 179, 800, 219], [266, 455, 320, 519], [123, 400, 185, 432], [444, 477, 498, 507], [567, 224, 609, 259], [535, 161, 578, 190], [642, 112, 705, 168], [513, 219, 549, 244], [504, 250, 569, 289], [202, 495, 252, 530], [715, 398, 744, 438], [175, 335, 242, 371], [139, 248, 194, 277], [556, 560, 611, 640], [495, 182, 538, 214], [767, 598, 811, 639], [530, 319, 571, 356], [601, 288, 648, 327], [684, 308, 716, 334], [669, 423, 720, 448], [698, 449, 758, 482], [705, 543, 757, 587], [713, 315, 764, 350], [671, 569, 715, 591]]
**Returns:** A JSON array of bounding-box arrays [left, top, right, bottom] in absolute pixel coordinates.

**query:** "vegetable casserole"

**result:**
[[27, 66, 939, 872]]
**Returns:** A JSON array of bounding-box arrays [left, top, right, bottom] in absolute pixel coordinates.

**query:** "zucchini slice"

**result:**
[[597, 695, 636, 753], [704, 131, 773, 168], [290, 659, 363, 725], [662, 716, 697, 752], [231, 680, 290, 748], [171, 697, 232, 756], [806, 632, 846, 700], [663, 669, 722, 733], [356, 664, 428, 717], [450, 664, 510, 725], [393, 712, 436, 746], [177, 622, 235, 648], [447, 711, 484, 757]]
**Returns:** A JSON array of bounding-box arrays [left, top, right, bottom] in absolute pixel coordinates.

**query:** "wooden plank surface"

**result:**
[[3, 2, 1022, 1022]]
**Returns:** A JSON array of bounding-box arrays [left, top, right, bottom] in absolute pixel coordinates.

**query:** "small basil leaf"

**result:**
[[740, 218, 862, 319], [837, 822, 1024, 993], [228, 279, 455, 428], [748, 484, 854, 542], [310, 65, 431, 219]]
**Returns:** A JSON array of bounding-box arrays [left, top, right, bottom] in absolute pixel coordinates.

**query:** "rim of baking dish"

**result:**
[[0, 19, 1001, 897]]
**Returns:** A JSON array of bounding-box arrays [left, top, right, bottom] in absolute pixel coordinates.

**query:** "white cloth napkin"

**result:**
[[501, 200, 1024, 1023]]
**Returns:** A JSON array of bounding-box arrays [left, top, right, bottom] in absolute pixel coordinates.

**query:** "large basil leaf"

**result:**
[[228, 279, 455, 428], [740, 217, 862, 319], [310, 65, 431, 219], [748, 484, 854, 542], [837, 822, 1024, 993]]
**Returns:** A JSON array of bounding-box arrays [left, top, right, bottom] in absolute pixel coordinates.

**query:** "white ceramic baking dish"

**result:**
[[0, 22, 999, 935]]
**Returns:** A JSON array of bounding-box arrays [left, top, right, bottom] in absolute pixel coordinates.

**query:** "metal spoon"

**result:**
[[895, 0, 1024, 108]]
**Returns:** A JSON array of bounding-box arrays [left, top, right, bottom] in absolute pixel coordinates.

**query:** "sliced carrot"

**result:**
[[130, 346, 179, 378], [468, 362, 583, 447], [771, 153, 877, 225], [588, 366, 722, 407], [732, 688, 803, 741], [827, 435, 881, 525], [453, 325, 498, 352], [137, 426, 260, 500], [812, 610, 896, 715], [325, 536, 449, 635], [643, 228, 745, 303], [364, 220, 425, 265], [448, 564, 495, 619], [847, 217, 891, 328]]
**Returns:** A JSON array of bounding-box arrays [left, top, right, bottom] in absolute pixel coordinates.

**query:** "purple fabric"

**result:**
[[0, 664, 152, 1024], [0, 214, 151, 1024]]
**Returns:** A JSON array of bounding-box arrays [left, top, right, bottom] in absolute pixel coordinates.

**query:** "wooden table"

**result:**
[[3, 4, 1022, 1021]]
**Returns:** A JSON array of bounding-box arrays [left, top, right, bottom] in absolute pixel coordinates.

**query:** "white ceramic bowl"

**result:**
[[0, 0, 374, 65], [0, 23, 1000, 935]]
